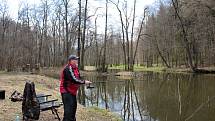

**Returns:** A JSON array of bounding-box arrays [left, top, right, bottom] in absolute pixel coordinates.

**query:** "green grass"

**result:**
[[0, 71, 7, 74], [109, 65, 125, 70], [134, 66, 167, 72], [109, 64, 166, 72]]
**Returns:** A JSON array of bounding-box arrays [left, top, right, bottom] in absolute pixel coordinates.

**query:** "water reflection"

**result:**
[[78, 72, 215, 121]]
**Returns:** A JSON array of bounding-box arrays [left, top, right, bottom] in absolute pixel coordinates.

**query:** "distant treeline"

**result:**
[[0, 0, 214, 72], [139, 0, 215, 71]]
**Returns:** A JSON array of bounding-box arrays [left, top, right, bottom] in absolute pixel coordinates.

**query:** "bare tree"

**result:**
[[110, 0, 147, 71], [80, 0, 88, 70], [77, 0, 82, 68], [110, 0, 127, 70], [63, 0, 69, 60], [100, 0, 108, 72], [0, 0, 9, 69], [171, 0, 197, 71]]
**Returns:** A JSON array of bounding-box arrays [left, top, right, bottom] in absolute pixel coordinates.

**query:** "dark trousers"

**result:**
[[61, 93, 77, 121]]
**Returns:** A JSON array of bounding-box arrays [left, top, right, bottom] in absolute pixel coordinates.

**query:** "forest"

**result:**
[[0, 0, 215, 72]]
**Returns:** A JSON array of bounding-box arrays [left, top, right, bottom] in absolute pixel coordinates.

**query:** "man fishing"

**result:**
[[60, 54, 92, 121]]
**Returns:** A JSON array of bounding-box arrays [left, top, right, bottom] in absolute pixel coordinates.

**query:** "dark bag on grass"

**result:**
[[10, 90, 23, 102], [22, 81, 40, 120]]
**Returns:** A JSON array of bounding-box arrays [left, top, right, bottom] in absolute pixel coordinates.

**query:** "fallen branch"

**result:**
[[185, 96, 215, 121]]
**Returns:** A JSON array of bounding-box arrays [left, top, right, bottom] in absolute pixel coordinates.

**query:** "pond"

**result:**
[[78, 71, 215, 121]]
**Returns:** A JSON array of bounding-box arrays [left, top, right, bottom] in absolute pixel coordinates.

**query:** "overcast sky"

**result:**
[[6, 0, 156, 33], [87, 0, 156, 32]]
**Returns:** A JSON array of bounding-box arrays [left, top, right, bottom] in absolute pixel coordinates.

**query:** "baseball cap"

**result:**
[[68, 55, 79, 61]]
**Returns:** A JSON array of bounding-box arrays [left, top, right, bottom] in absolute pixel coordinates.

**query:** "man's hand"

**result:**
[[85, 80, 92, 84]]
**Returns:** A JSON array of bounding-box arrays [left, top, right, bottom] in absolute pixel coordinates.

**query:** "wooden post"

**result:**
[[26, 64, 30, 72]]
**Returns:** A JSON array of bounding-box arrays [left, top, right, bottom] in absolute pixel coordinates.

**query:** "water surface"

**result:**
[[78, 71, 215, 121]]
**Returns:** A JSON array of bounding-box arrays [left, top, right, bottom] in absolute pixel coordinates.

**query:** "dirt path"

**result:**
[[0, 73, 121, 121]]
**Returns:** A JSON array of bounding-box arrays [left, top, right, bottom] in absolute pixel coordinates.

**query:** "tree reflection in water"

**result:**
[[78, 72, 215, 121]]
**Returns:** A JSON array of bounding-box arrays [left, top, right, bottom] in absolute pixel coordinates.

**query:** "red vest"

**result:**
[[60, 64, 81, 95]]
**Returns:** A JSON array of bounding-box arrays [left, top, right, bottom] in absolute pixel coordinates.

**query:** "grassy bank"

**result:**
[[109, 65, 167, 72], [109, 64, 166, 72], [0, 72, 121, 121], [109, 65, 215, 74], [38, 65, 192, 75]]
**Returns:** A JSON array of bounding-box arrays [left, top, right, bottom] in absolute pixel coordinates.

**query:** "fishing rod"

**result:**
[[86, 80, 144, 89], [86, 80, 127, 89]]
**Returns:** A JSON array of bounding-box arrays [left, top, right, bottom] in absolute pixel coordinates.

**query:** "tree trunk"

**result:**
[[78, 0, 82, 68], [133, 8, 147, 67], [129, 0, 137, 71], [101, 0, 108, 72], [64, 0, 69, 60], [80, 0, 88, 70], [171, 0, 197, 71]]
